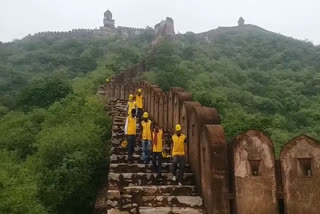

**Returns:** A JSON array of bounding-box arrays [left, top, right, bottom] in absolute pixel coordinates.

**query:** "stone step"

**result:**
[[108, 173, 194, 187], [110, 155, 172, 164], [109, 163, 191, 173], [122, 185, 198, 196], [121, 195, 204, 209], [139, 206, 205, 214]]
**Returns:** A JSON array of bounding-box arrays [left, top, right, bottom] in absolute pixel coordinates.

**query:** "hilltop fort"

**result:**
[[22, 10, 268, 43]]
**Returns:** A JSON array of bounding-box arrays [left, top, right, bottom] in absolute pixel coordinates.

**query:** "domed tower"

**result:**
[[103, 9, 115, 28]]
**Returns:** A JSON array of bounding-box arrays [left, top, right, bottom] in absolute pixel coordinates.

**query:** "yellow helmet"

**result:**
[[121, 140, 128, 148], [176, 124, 182, 131], [143, 112, 148, 118], [129, 94, 134, 100], [138, 89, 142, 93], [106, 78, 110, 83], [162, 152, 171, 158]]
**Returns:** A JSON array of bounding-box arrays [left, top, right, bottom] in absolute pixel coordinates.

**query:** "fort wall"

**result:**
[[104, 73, 320, 214]]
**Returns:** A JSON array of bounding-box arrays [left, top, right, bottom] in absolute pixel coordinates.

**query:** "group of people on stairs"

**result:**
[[124, 89, 187, 185]]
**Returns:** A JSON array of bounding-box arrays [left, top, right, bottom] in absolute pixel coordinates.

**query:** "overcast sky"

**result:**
[[1, 0, 319, 44]]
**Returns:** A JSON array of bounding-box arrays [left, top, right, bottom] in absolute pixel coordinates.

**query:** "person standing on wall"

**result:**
[[152, 123, 164, 179], [125, 109, 137, 164], [171, 124, 187, 185], [136, 89, 144, 123], [125, 94, 137, 116], [140, 112, 152, 164]]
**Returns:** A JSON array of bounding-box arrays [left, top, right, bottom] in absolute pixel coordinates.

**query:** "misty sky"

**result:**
[[1, 0, 319, 44]]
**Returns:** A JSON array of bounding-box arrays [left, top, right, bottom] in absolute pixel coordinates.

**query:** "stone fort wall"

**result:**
[[103, 67, 320, 214], [22, 26, 148, 41], [22, 17, 172, 42]]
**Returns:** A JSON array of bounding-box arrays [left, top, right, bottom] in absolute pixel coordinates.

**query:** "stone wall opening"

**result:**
[[249, 160, 261, 176], [297, 158, 312, 177], [231, 130, 278, 214], [280, 135, 320, 214]]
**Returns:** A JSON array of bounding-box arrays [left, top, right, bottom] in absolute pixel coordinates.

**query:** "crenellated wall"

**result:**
[[104, 77, 320, 214]]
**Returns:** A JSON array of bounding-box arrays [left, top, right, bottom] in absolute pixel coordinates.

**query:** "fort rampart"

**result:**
[[104, 70, 320, 214]]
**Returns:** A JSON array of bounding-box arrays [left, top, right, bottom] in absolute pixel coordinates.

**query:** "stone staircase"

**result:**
[[105, 99, 206, 213]]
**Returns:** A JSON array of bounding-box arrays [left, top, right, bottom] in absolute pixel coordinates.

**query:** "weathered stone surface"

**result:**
[[107, 208, 129, 214], [107, 190, 120, 200], [108, 172, 194, 186], [107, 200, 118, 207], [176, 196, 203, 207], [231, 130, 277, 214], [139, 207, 171, 214], [280, 135, 320, 214]]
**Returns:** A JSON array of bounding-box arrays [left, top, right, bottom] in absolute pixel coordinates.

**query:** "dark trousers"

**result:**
[[172, 155, 185, 182], [138, 108, 143, 123], [152, 152, 162, 176], [127, 135, 136, 161]]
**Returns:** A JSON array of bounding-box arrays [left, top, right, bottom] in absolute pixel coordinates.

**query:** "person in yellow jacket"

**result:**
[[136, 89, 143, 122], [171, 124, 187, 185], [140, 112, 152, 164], [125, 109, 137, 164], [125, 94, 137, 116], [152, 124, 164, 179]]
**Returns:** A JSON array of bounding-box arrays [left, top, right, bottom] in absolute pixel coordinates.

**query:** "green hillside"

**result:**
[[144, 28, 320, 155], [0, 33, 152, 213]]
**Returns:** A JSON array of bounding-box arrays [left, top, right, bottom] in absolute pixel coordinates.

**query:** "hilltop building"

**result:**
[[238, 17, 245, 26], [102, 9, 115, 29]]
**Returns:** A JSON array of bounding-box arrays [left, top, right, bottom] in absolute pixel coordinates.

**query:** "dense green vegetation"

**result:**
[[0, 32, 152, 213], [144, 30, 320, 155]]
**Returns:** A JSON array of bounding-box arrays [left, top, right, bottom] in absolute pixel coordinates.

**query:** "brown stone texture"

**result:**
[[168, 87, 184, 132], [231, 130, 278, 214], [147, 85, 152, 113], [280, 135, 320, 214], [188, 106, 221, 187], [173, 92, 192, 131], [128, 85, 134, 97], [115, 85, 120, 99], [153, 88, 162, 125], [158, 93, 165, 128], [124, 85, 129, 101], [142, 82, 149, 111], [120, 85, 125, 99], [108, 85, 115, 98], [150, 86, 159, 120], [180, 101, 201, 161], [200, 125, 230, 214], [163, 93, 168, 131]]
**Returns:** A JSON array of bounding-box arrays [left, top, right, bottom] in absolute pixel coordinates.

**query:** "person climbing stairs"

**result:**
[[101, 98, 206, 213]]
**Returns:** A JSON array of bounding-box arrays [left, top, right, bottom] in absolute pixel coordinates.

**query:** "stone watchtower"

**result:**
[[103, 10, 115, 28], [238, 17, 245, 26]]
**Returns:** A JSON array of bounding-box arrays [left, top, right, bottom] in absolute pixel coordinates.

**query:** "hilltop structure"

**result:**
[[23, 10, 150, 41], [22, 11, 265, 45], [238, 17, 245, 26], [102, 10, 115, 29]]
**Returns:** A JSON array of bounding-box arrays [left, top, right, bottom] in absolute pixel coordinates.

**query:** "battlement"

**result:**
[[104, 65, 320, 213]]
